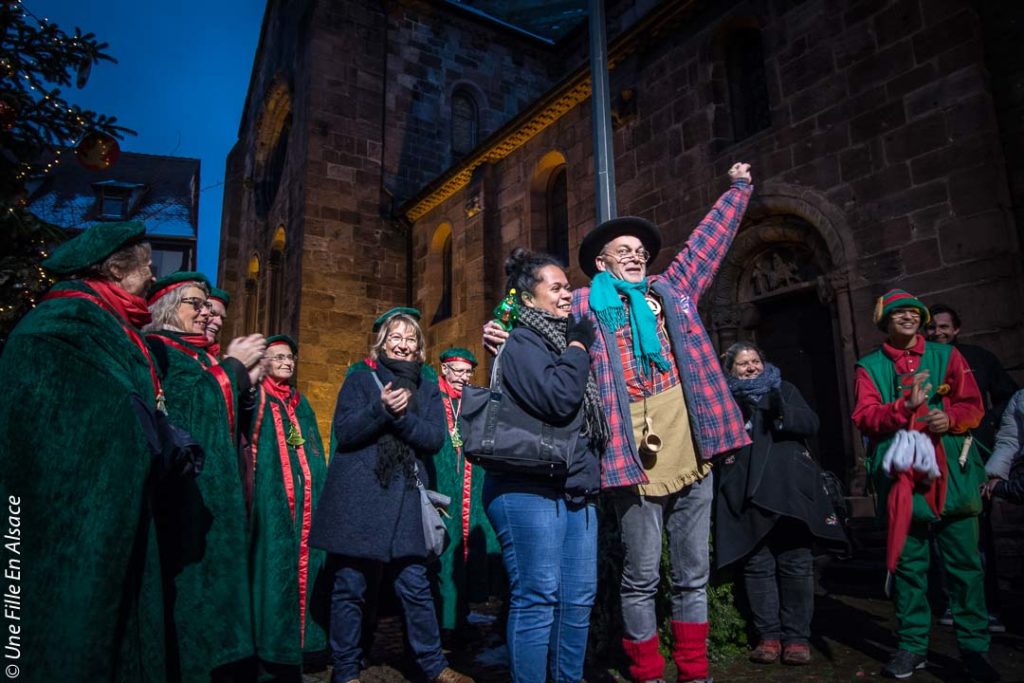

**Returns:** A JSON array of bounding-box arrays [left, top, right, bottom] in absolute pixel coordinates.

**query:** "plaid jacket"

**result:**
[[573, 180, 754, 489]]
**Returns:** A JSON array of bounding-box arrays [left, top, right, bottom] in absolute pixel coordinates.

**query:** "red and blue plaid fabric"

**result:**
[[615, 301, 680, 400], [574, 181, 754, 489]]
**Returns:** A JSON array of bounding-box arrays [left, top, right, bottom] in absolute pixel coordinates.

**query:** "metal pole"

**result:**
[[588, 0, 617, 224]]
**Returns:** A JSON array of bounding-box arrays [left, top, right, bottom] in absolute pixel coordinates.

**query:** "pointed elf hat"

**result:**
[[873, 288, 930, 331]]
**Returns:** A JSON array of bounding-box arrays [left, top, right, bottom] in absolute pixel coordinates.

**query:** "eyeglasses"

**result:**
[[602, 247, 650, 264], [891, 309, 921, 320], [268, 353, 296, 363], [386, 334, 419, 347], [180, 297, 210, 312], [445, 367, 474, 378]]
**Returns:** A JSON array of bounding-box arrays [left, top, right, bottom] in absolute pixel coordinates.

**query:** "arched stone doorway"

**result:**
[[709, 185, 862, 489]]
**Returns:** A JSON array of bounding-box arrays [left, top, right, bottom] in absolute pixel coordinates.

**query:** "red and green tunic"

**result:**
[[853, 336, 986, 523], [248, 377, 329, 664]]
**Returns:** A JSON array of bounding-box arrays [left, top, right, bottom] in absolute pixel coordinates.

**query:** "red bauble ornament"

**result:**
[[0, 99, 16, 131], [75, 131, 120, 171]]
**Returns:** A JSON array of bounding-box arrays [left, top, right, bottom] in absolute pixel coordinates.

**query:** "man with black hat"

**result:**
[[0, 221, 169, 680], [853, 289, 998, 681], [486, 162, 753, 682]]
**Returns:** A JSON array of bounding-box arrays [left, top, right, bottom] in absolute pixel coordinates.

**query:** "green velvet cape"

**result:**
[[148, 331, 253, 681], [0, 280, 166, 681], [249, 383, 329, 665], [426, 383, 501, 631]]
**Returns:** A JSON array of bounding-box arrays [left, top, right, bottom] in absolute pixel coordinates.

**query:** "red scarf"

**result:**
[[84, 278, 151, 328], [439, 375, 461, 399], [262, 376, 294, 403], [208, 343, 221, 357], [179, 333, 213, 349]]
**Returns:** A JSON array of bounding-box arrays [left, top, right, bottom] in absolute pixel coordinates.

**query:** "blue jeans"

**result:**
[[743, 519, 814, 644], [327, 556, 448, 682], [484, 480, 598, 683], [612, 472, 714, 640]]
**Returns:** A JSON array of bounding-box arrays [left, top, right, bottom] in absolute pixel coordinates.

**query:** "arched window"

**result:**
[[529, 151, 570, 266], [724, 27, 771, 141], [254, 81, 292, 218], [268, 226, 286, 333], [451, 89, 478, 159], [431, 223, 453, 324], [244, 253, 262, 334], [546, 166, 569, 266]]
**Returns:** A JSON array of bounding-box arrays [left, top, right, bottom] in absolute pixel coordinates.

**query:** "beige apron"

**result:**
[[630, 384, 711, 496]]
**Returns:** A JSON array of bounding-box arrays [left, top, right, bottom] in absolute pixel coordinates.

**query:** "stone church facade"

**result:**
[[218, 0, 1024, 491]]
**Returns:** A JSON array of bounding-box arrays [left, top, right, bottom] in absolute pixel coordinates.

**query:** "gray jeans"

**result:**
[[612, 472, 714, 640]]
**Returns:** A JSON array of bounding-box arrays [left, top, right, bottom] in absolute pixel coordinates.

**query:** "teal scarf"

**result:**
[[589, 271, 671, 376]]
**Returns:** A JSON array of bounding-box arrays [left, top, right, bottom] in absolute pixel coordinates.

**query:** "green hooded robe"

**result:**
[[147, 331, 253, 681], [0, 280, 166, 681], [427, 379, 501, 631], [248, 380, 329, 666]]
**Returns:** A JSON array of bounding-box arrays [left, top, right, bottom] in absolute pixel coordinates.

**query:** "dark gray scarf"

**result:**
[[516, 307, 609, 451]]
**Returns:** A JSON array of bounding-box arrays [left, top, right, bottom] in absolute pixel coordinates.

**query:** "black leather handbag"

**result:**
[[458, 345, 579, 477]]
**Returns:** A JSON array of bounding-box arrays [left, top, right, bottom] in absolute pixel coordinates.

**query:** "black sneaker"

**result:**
[[962, 651, 1001, 682], [882, 650, 927, 679]]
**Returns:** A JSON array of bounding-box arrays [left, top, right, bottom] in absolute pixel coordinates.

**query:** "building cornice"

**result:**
[[400, 0, 698, 223]]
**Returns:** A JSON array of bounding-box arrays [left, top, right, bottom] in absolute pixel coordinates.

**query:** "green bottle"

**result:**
[[493, 288, 518, 331]]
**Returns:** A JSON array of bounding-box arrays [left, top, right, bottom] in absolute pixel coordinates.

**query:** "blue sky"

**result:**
[[40, 0, 265, 282]]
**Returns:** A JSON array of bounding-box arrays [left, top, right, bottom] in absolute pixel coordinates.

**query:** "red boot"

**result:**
[[671, 621, 709, 682], [622, 634, 665, 682]]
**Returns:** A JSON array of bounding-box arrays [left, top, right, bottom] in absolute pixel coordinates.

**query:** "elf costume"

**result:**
[[248, 335, 330, 668], [852, 289, 989, 658]]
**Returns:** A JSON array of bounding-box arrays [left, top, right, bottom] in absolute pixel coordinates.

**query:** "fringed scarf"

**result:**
[[588, 271, 671, 377]]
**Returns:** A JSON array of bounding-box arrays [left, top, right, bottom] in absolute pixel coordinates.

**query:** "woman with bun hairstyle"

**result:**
[[484, 248, 609, 683]]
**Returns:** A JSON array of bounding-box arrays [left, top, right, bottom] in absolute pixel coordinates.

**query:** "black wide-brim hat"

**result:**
[[578, 216, 662, 278]]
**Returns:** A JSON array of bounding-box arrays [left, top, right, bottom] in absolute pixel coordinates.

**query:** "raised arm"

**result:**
[[661, 163, 753, 299]]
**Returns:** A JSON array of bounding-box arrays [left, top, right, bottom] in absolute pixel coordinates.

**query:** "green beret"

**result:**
[[42, 220, 146, 275], [148, 271, 210, 303], [266, 334, 298, 354], [373, 306, 421, 333], [440, 347, 478, 366], [208, 286, 231, 306]]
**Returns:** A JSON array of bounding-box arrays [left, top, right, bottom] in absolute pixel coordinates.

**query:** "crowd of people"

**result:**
[[0, 159, 1019, 683]]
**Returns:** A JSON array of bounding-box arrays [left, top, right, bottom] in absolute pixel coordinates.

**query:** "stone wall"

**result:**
[[410, 0, 1024, 486]]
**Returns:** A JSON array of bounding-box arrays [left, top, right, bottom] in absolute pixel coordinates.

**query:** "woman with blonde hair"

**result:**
[[311, 307, 473, 683]]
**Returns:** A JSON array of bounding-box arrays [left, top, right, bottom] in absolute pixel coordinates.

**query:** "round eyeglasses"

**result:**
[[602, 247, 651, 264]]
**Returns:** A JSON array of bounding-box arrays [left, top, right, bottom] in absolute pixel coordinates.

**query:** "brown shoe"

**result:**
[[749, 639, 781, 664], [782, 642, 811, 665], [432, 667, 474, 683]]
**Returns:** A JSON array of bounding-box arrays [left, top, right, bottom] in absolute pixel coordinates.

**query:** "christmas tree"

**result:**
[[0, 0, 133, 345]]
